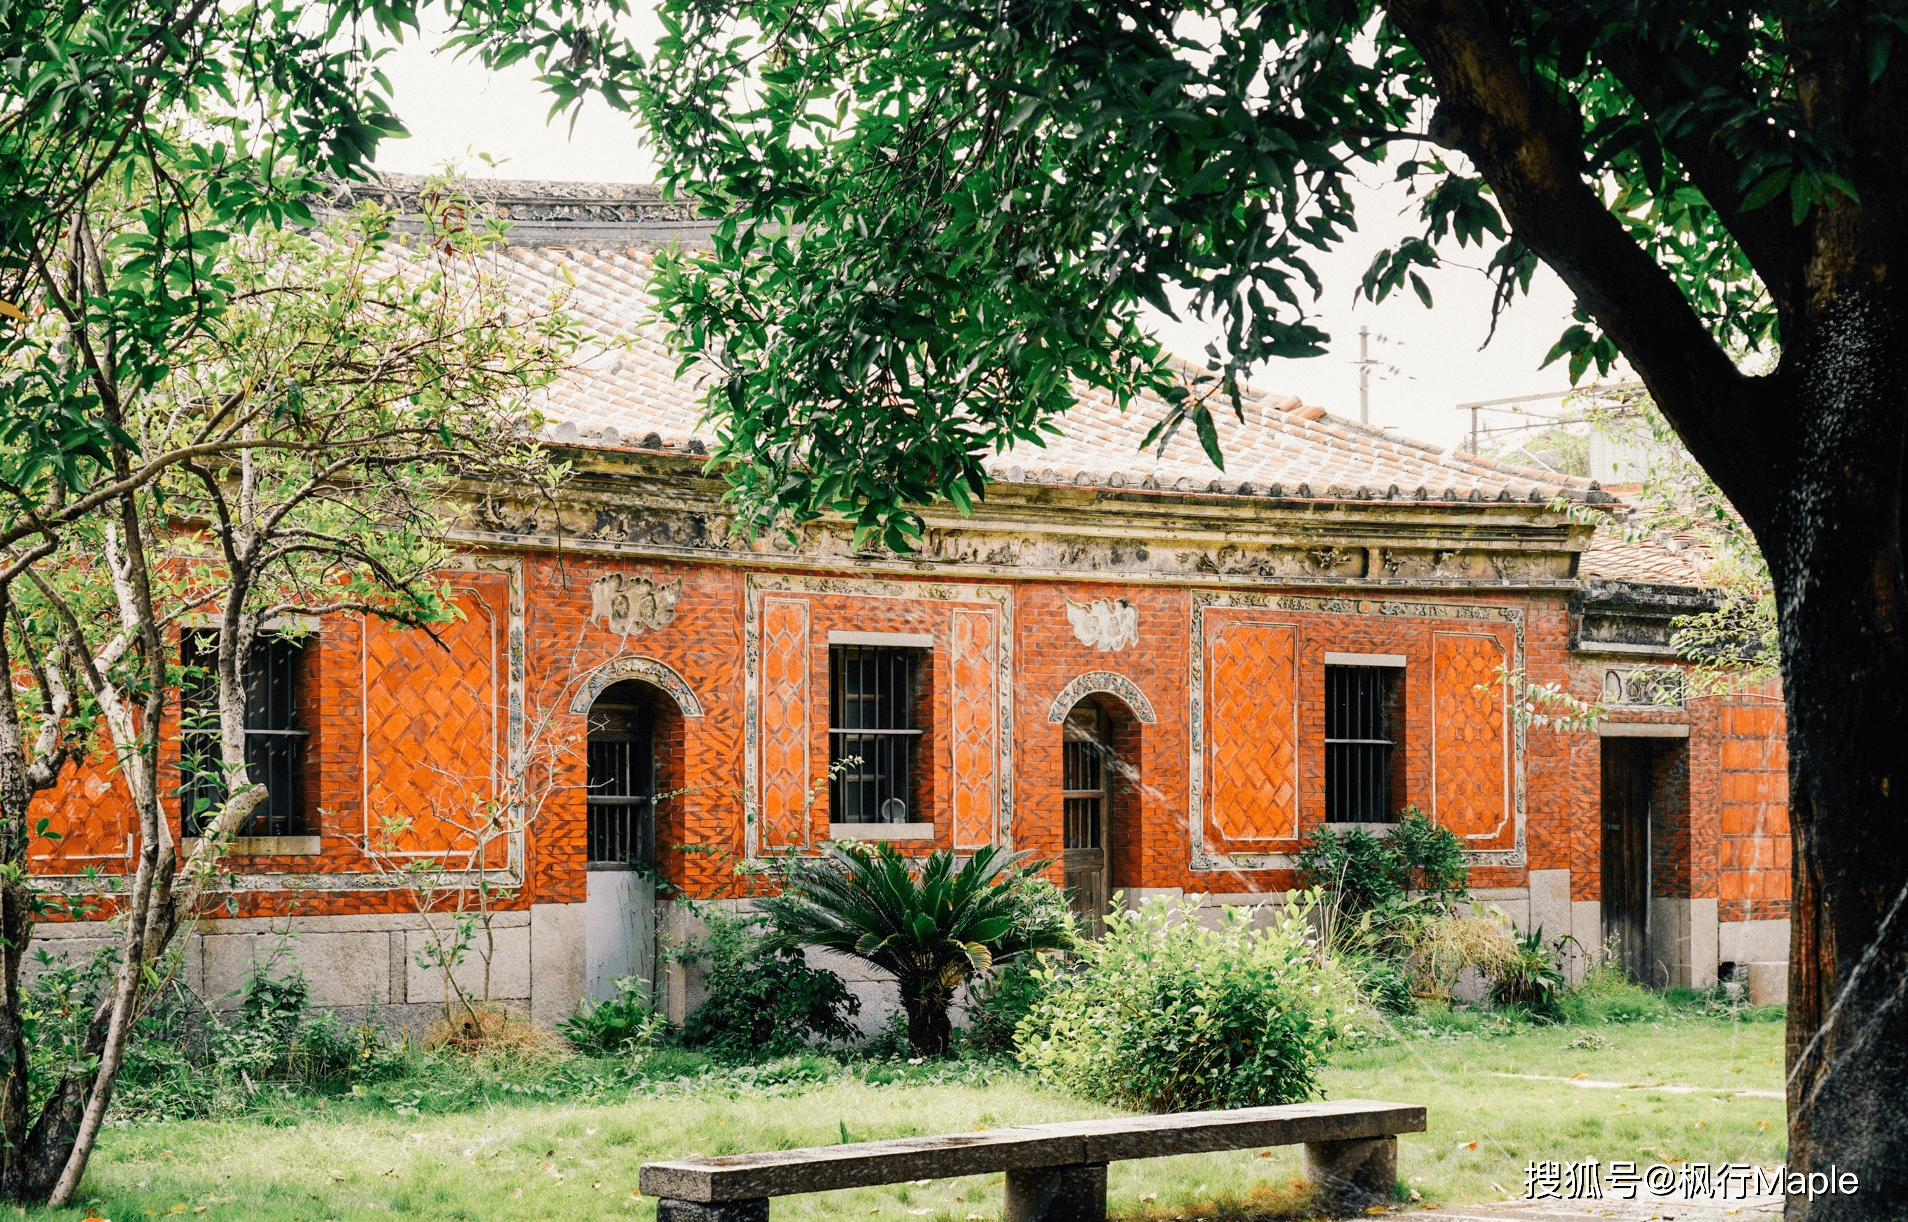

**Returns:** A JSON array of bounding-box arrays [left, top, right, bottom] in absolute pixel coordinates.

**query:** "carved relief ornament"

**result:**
[[1066, 598, 1140, 651], [590, 573, 682, 637]]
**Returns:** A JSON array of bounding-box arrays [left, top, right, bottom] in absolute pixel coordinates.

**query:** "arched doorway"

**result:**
[[1058, 693, 1145, 938], [583, 679, 666, 1001], [1061, 703, 1113, 937]]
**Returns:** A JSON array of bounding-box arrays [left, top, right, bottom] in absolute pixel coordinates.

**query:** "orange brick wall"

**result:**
[[1714, 689, 1791, 920], [26, 550, 1793, 925]]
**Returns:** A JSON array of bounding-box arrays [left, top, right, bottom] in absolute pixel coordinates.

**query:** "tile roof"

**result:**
[[1577, 526, 1713, 587], [489, 240, 1609, 505]]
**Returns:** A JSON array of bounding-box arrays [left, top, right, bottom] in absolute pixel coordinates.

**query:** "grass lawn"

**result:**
[[31, 1006, 1785, 1222]]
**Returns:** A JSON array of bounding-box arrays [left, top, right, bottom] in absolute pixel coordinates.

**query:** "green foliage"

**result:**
[[680, 910, 862, 1057], [449, 0, 1828, 544], [1338, 951, 1417, 1017], [961, 960, 1046, 1054], [0, 0, 413, 528], [1488, 928, 1572, 1015], [757, 842, 1074, 1056], [82, 953, 400, 1122], [1015, 895, 1337, 1112], [1294, 808, 1468, 924], [560, 978, 668, 1056], [1556, 952, 1672, 1026]]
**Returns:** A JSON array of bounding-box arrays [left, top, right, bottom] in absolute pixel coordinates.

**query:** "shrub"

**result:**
[[1388, 808, 1468, 893], [1557, 942, 1670, 1024], [561, 976, 667, 1055], [962, 960, 1045, 1053], [1339, 951, 1415, 1016], [1488, 927, 1571, 1013], [756, 842, 1074, 1056], [97, 953, 396, 1120], [681, 909, 862, 1057], [1295, 807, 1469, 924], [1014, 894, 1338, 1112], [1402, 909, 1520, 1003]]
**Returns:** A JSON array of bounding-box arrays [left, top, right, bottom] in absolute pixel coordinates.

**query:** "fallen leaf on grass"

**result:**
[[1457, 1141, 1478, 1150], [1570, 1072, 1585, 1080], [1256, 1150, 1272, 1159]]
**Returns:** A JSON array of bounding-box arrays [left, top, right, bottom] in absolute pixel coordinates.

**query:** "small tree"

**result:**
[[2, 179, 574, 1202], [756, 842, 1073, 1056]]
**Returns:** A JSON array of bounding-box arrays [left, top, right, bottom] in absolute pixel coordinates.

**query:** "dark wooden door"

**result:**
[[1062, 706, 1111, 938], [1600, 738, 1656, 983]]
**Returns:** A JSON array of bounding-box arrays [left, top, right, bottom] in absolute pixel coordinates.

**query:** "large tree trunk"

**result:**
[[1771, 287, 1908, 1220], [900, 977, 954, 1057]]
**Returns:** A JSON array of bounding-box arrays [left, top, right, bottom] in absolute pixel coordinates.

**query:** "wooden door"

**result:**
[[1062, 705, 1112, 938], [1600, 737, 1656, 984]]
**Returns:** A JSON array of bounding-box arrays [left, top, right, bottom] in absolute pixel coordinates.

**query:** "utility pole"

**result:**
[[1454, 381, 1645, 456], [1358, 326, 1370, 425]]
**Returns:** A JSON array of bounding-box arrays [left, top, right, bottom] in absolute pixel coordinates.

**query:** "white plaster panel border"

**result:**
[[1187, 591, 1527, 873], [742, 574, 1015, 859], [568, 655, 706, 717], [1045, 671, 1159, 724]]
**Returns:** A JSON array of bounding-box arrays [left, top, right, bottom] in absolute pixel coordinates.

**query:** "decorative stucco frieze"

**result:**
[[1046, 672, 1159, 724], [568, 655, 706, 717], [589, 573, 682, 637], [1065, 598, 1139, 651]]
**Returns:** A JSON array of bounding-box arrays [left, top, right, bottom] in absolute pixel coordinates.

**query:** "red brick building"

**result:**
[[28, 180, 1792, 1025]]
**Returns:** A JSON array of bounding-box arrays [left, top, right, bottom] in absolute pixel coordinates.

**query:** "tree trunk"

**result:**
[[1767, 287, 1908, 1220], [901, 979, 954, 1057]]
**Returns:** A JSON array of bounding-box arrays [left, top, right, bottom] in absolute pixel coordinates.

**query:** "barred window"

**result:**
[[1062, 706, 1106, 851], [179, 632, 308, 838], [586, 681, 656, 866], [829, 645, 924, 824], [1324, 664, 1402, 823]]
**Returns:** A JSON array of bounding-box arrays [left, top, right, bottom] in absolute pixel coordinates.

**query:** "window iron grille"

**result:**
[[1324, 665, 1398, 823], [586, 686, 656, 865], [829, 645, 922, 824], [179, 632, 308, 838], [1061, 707, 1105, 850]]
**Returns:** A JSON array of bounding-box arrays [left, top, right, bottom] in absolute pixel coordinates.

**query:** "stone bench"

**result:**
[[639, 1098, 1426, 1222]]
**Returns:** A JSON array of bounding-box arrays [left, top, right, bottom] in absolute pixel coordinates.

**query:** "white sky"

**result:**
[[371, 23, 1628, 452]]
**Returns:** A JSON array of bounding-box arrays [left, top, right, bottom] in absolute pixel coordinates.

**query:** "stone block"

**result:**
[[531, 902, 588, 1029], [656, 1199, 768, 1222], [1646, 898, 1720, 989], [1720, 918, 1790, 967], [1528, 870, 1571, 941], [1303, 1136, 1397, 1216], [1004, 1162, 1106, 1222], [1747, 960, 1788, 1007], [405, 921, 530, 1002], [198, 930, 391, 1009]]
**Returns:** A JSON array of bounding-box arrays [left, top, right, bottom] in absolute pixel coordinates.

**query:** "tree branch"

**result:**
[[1386, 0, 1788, 520]]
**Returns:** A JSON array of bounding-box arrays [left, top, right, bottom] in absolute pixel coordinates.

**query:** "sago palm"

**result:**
[[757, 841, 1072, 1056]]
